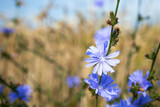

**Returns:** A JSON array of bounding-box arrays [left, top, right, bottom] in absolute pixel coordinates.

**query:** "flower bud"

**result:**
[[115, 17, 119, 24], [114, 38, 119, 42], [136, 82, 139, 86], [106, 19, 112, 25], [16, 0, 23, 7], [110, 11, 114, 17], [145, 54, 150, 59], [114, 25, 120, 35]]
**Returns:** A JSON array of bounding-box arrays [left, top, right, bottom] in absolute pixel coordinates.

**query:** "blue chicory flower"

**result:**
[[66, 76, 80, 88], [0, 85, 4, 94], [128, 70, 152, 96], [85, 41, 120, 75], [84, 73, 119, 100], [94, 0, 105, 7], [0, 27, 14, 35], [132, 95, 152, 107], [106, 87, 120, 102], [94, 26, 111, 42], [106, 99, 132, 107], [8, 84, 33, 103]]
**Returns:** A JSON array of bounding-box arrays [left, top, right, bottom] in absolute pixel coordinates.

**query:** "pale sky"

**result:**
[[0, 0, 159, 28]]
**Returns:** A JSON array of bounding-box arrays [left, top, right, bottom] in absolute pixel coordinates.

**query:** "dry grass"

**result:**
[[0, 16, 160, 107]]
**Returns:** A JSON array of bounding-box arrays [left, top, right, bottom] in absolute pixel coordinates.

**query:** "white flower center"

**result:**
[[98, 86, 103, 90], [100, 56, 105, 62]]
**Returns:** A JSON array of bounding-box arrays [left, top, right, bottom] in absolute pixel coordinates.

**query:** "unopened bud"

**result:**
[[145, 54, 150, 58], [114, 38, 119, 43], [115, 17, 119, 24], [16, 0, 23, 7], [134, 93, 138, 97], [114, 25, 120, 35], [136, 82, 139, 86], [106, 19, 112, 25], [110, 11, 114, 16], [114, 25, 120, 32], [138, 87, 145, 92]]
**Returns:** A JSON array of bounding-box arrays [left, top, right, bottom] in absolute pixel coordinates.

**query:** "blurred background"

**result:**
[[0, 0, 160, 107]]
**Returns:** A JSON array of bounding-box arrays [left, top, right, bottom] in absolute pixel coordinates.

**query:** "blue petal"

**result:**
[[106, 50, 120, 59]]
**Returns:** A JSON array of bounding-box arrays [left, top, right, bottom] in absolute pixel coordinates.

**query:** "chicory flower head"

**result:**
[[106, 99, 132, 107], [0, 85, 4, 94], [66, 76, 80, 88], [8, 84, 33, 103], [128, 70, 152, 96], [94, 0, 105, 7], [106, 87, 120, 102], [84, 73, 119, 100], [0, 27, 14, 35], [157, 80, 160, 87], [94, 26, 111, 42], [85, 41, 120, 75], [133, 95, 152, 107]]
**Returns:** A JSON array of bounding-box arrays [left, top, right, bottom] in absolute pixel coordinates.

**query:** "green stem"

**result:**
[[95, 94, 98, 107], [0, 76, 15, 91], [95, 0, 120, 106], [107, 0, 120, 54], [149, 43, 160, 72]]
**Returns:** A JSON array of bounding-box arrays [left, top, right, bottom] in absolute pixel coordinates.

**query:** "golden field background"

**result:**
[[0, 18, 159, 107], [0, 1, 160, 106]]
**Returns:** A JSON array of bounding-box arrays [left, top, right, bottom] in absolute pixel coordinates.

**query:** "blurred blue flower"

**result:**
[[94, 26, 111, 42], [85, 41, 120, 75], [94, 0, 105, 7], [8, 84, 33, 103], [133, 95, 152, 107], [106, 87, 120, 102], [106, 99, 132, 107], [0, 85, 4, 94], [128, 70, 152, 96], [0, 27, 14, 35], [66, 76, 80, 88], [84, 73, 119, 100]]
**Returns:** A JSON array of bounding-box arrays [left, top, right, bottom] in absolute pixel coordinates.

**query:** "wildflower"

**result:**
[[66, 76, 80, 88], [0, 27, 14, 35], [106, 99, 132, 107], [94, 0, 105, 7], [157, 80, 160, 87], [0, 85, 4, 94], [84, 73, 119, 100], [94, 26, 111, 42], [128, 70, 152, 96], [106, 87, 120, 102], [133, 95, 152, 107], [8, 84, 33, 103], [85, 41, 120, 75]]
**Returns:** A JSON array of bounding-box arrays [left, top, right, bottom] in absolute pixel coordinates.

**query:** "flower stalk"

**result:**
[[149, 43, 160, 73], [107, 0, 120, 54], [95, 0, 120, 106]]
